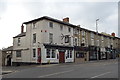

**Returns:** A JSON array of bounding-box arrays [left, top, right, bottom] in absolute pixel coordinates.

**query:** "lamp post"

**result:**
[[96, 19, 99, 60], [96, 19, 99, 33]]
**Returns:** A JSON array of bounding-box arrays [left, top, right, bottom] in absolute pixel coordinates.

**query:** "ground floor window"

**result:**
[[33, 49, 36, 58], [89, 52, 97, 60], [76, 52, 84, 58], [46, 49, 56, 58], [67, 50, 72, 58], [16, 50, 21, 57]]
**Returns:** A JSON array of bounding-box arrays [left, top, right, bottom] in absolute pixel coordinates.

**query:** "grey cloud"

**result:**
[[20, 1, 118, 36]]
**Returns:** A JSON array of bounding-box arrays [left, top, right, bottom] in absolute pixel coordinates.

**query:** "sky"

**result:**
[[0, 0, 119, 49]]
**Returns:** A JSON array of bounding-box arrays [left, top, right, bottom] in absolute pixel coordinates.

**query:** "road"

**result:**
[[2, 59, 118, 79]]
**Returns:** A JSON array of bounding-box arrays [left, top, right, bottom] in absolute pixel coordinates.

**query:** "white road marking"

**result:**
[[38, 69, 74, 78], [91, 72, 111, 78]]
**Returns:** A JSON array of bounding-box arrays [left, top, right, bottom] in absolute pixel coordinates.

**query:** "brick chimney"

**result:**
[[111, 32, 115, 37], [21, 24, 24, 33], [63, 17, 69, 23]]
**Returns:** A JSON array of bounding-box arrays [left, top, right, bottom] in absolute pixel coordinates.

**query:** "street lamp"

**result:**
[[96, 19, 99, 33], [96, 19, 99, 60]]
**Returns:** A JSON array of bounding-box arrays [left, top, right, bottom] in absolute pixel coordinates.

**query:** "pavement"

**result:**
[[2, 59, 118, 78]]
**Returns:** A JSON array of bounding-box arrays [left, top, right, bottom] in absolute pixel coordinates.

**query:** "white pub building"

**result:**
[[12, 16, 78, 65]]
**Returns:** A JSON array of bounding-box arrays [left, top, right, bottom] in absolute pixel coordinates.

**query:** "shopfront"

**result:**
[[74, 46, 89, 63]]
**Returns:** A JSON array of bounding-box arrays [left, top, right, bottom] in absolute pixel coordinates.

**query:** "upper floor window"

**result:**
[[68, 27, 71, 32], [65, 35, 70, 43], [17, 38, 21, 46], [74, 38, 78, 46], [81, 30, 85, 36], [33, 33, 36, 43], [32, 22, 36, 29], [60, 25, 63, 31], [33, 49, 36, 58], [16, 50, 21, 57], [91, 33, 94, 39], [49, 22, 53, 28], [101, 36, 104, 41], [49, 33, 53, 43]]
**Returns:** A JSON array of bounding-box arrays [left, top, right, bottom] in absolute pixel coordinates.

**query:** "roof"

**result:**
[[2, 46, 13, 51], [13, 32, 26, 38], [23, 16, 78, 28]]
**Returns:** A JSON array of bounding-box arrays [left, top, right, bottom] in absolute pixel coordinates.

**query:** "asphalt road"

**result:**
[[2, 59, 118, 79]]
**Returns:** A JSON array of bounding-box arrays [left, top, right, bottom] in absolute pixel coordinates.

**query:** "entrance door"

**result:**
[[7, 55, 11, 66], [37, 48, 41, 63], [59, 52, 65, 63]]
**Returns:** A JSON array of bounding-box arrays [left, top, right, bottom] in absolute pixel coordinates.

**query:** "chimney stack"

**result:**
[[111, 32, 115, 37], [63, 17, 69, 23], [21, 24, 24, 33]]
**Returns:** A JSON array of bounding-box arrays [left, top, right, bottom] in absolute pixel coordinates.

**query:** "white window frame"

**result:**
[[67, 50, 72, 58], [46, 49, 56, 59]]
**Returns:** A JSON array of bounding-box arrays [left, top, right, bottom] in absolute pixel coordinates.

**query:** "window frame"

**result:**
[[16, 50, 21, 57], [33, 49, 36, 58], [49, 33, 53, 43], [46, 49, 51, 58], [33, 33, 36, 43], [68, 27, 71, 32], [17, 38, 21, 46], [49, 22, 53, 28], [60, 25, 63, 31]]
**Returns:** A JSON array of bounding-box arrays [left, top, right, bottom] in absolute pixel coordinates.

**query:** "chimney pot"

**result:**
[[111, 32, 115, 37], [21, 24, 24, 33], [63, 17, 69, 23]]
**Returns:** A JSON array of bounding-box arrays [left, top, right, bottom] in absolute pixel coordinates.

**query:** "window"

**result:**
[[70, 51, 72, 58], [65, 35, 69, 43], [33, 49, 36, 58], [101, 36, 104, 41], [18, 38, 20, 46], [76, 52, 84, 58], [68, 27, 71, 32], [74, 38, 78, 46], [16, 50, 21, 57], [60, 25, 63, 31], [67, 50, 72, 58], [81, 31, 85, 36], [33, 33, 36, 43], [46, 49, 56, 58], [46, 49, 50, 58], [51, 49, 56, 58], [32, 22, 36, 29], [91, 33, 94, 38], [49, 33, 53, 43], [49, 22, 53, 28]]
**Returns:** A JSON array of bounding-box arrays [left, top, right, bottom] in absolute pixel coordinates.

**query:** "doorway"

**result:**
[[6, 55, 11, 66], [59, 52, 65, 63]]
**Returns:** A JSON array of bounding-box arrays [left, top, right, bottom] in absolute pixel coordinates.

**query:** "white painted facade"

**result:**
[[13, 17, 75, 64]]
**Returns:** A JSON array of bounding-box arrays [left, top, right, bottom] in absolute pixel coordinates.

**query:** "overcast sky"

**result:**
[[0, 0, 119, 49]]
